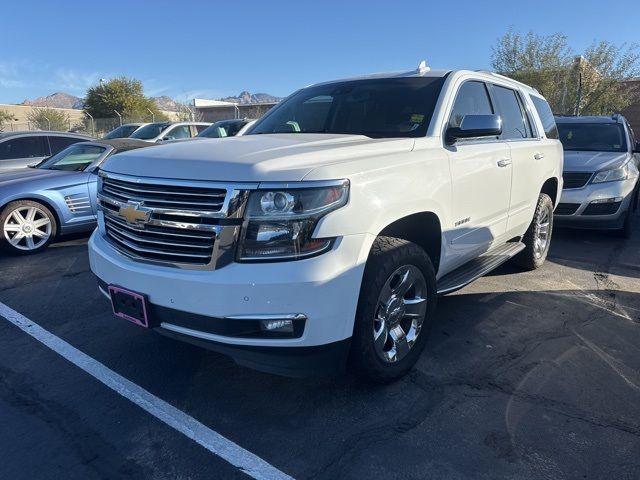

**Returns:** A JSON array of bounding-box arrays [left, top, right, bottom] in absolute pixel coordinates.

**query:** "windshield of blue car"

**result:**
[[130, 122, 171, 140], [38, 144, 107, 171], [197, 120, 246, 138], [248, 77, 446, 138], [557, 123, 627, 152]]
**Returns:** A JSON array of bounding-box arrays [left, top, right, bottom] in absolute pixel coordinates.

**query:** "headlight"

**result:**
[[592, 163, 629, 184], [238, 180, 349, 261]]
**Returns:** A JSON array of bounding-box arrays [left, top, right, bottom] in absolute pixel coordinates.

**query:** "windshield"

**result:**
[[103, 125, 139, 140], [198, 120, 247, 138], [130, 122, 170, 140], [557, 123, 627, 152], [38, 144, 107, 171], [249, 77, 446, 138]]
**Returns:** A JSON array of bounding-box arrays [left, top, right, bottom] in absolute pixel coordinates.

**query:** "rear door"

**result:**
[[0, 135, 48, 171], [488, 84, 542, 235], [445, 80, 512, 261]]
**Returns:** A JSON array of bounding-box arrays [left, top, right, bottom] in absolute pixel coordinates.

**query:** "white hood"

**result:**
[[100, 133, 415, 182]]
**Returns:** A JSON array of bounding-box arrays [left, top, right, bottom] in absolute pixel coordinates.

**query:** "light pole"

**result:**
[[234, 104, 240, 119], [114, 110, 122, 126], [146, 107, 155, 122], [43, 116, 51, 130]]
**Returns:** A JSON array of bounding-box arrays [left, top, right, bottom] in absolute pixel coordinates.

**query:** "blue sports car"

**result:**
[[0, 138, 152, 254]]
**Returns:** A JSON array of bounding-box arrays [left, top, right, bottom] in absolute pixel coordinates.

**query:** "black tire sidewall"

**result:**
[[350, 237, 437, 382], [0, 200, 57, 255]]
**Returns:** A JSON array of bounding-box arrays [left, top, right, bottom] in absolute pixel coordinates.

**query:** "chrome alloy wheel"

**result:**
[[533, 203, 551, 258], [3, 206, 52, 251], [373, 265, 428, 363]]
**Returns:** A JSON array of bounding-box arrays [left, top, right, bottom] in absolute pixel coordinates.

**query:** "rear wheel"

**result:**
[[0, 200, 57, 255], [350, 236, 437, 383], [513, 193, 553, 270]]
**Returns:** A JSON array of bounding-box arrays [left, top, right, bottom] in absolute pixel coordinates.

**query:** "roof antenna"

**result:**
[[416, 60, 430, 74]]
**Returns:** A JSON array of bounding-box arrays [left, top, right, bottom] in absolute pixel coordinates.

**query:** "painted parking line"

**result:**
[[0, 301, 294, 480]]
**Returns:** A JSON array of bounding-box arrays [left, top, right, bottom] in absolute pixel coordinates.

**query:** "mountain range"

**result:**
[[20, 91, 282, 110]]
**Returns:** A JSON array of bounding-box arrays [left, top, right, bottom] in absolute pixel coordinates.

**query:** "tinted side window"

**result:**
[[49, 136, 83, 155], [530, 96, 558, 139], [491, 85, 528, 140], [195, 125, 209, 134], [0, 136, 46, 160], [448, 81, 493, 128]]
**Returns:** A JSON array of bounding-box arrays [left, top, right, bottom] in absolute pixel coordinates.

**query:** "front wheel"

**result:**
[[350, 236, 437, 383], [0, 200, 57, 255], [513, 193, 554, 270]]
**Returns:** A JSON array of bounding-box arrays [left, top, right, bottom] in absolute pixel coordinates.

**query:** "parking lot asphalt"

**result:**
[[1, 217, 639, 480]]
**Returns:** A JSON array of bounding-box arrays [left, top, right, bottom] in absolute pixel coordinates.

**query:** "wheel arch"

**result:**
[[0, 196, 62, 236], [376, 211, 442, 273], [541, 177, 559, 206]]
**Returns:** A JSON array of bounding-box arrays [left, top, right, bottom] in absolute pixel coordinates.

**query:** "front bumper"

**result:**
[[89, 230, 370, 351], [554, 179, 636, 229]]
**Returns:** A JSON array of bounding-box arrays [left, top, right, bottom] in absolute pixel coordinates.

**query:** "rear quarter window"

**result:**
[[530, 95, 558, 139]]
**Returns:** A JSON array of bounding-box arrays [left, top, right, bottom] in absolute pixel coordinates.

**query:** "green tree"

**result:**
[[491, 29, 640, 115], [0, 109, 14, 130], [84, 77, 166, 122], [27, 107, 70, 131]]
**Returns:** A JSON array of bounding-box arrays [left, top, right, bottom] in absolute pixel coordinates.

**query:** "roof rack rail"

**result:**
[[474, 70, 539, 93]]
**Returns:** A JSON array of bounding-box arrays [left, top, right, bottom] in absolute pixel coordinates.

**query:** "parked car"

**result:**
[[89, 62, 562, 381], [103, 123, 148, 140], [197, 119, 254, 138], [554, 114, 640, 237], [128, 121, 211, 143], [0, 138, 152, 254], [0, 131, 93, 172], [164, 119, 255, 144]]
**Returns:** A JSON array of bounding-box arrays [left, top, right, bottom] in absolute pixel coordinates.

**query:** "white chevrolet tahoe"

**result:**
[[89, 63, 563, 382]]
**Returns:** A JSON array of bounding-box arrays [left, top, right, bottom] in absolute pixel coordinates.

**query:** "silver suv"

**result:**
[[0, 131, 93, 172], [555, 115, 640, 237]]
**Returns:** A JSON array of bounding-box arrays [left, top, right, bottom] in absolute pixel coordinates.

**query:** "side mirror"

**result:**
[[634, 140, 640, 154], [446, 114, 502, 144]]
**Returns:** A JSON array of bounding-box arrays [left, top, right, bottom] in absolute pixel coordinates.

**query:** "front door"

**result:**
[[444, 80, 512, 263]]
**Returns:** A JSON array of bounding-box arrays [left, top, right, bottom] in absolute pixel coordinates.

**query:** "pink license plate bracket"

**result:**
[[108, 285, 149, 328]]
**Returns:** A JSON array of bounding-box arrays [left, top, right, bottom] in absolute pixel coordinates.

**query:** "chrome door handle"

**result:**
[[534, 153, 545, 160], [497, 158, 512, 167]]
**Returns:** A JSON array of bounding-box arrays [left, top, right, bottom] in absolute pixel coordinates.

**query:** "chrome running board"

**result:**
[[437, 242, 525, 295]]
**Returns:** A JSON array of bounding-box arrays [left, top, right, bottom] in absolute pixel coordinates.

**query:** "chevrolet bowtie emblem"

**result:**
[[118, 202, 151, 225]]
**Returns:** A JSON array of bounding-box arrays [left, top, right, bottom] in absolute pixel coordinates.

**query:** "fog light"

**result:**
[[590, 197, 623, 204], [260, 319, 294, 332]]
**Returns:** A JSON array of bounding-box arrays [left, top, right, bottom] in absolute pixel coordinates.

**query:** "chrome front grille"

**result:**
[[98, 172, 251, 269], [103, 212, 218, 265], [101, 175, 227, 213]]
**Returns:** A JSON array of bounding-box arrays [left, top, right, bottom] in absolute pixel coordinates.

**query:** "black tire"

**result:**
[[350, 236, 437, 383], [0, 200, 57, 255], [513, 193, 554, 270]]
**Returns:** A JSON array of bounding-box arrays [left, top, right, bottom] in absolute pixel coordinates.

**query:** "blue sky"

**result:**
[[1, 0, 638, 103]]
